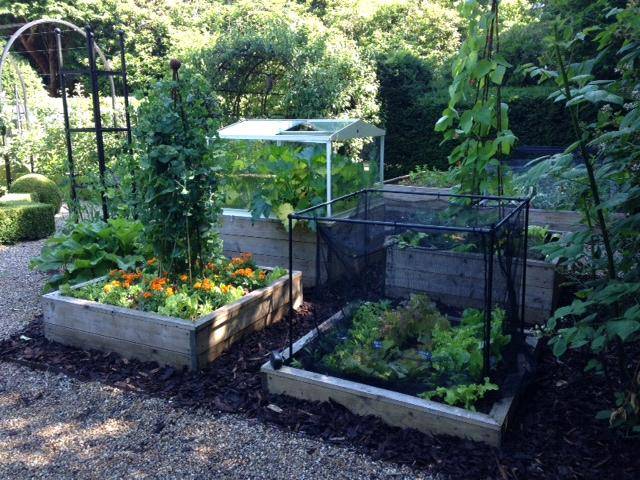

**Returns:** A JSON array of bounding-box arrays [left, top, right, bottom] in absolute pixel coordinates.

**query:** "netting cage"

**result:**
[[277, 188, 531, 405]]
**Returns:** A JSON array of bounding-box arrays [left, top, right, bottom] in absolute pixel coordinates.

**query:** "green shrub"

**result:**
[[10, 173, 62, 213], [0, 193, 36, 205], [0, 202, 55, 244], [383, 86, 582, 177]]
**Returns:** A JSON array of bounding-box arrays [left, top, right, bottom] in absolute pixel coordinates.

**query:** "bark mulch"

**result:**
[[1, 301, 638, 480]]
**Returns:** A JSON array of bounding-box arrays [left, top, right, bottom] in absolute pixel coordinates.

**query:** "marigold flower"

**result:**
[[150, 277, 168, 292], [201, 278, 213, 291], [258, 271, 266, 281], [194, 281, 202, 290], [143, 292, 153, 299], [166, 287, 175, 297], [180, 274, 188, 282], [103, 284, 114, 294], [147, 258, 157, 266]]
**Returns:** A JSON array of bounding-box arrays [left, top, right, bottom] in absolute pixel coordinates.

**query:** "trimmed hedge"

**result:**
[[380, 85, 583, 177], [0, 202, 56, 244], [10, 173, 62, 213]]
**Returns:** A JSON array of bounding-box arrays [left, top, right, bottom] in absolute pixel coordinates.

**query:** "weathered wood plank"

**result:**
[[44, 322, 193, 369], [261, 311, 539, 446], [43, 268, 303, 370], [42, 296, 193, 353], [194, 272, 302, 354], [263, 365, 501, 445], [220, 214, 316, 244], [198, 302, 290, 365], [387, 246, 555, 289], [379, 184, 585, 231], [385, 245, 557, 323]]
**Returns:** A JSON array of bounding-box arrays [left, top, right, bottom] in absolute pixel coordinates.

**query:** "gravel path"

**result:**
[[0, 217, 431, 480], [0, 211, 67, 342]]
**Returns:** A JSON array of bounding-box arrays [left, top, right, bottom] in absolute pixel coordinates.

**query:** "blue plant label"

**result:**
[[417, 350, 432, 361], [373, 340, 383, 350]]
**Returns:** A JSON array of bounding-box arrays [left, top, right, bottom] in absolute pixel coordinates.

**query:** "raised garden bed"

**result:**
[[385, 244, 557, 324], [262, 307, 539, 446], [380, 183, 583, 232], [43, 268, 302, 370], [221, 210, 324, 285]]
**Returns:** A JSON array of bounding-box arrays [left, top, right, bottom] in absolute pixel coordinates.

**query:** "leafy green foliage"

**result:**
[[436, 0, 515, 195], [420, 377, 499, 411], [30, 218, 148, 291], [220, 142, 375, 228], [134, 68, 222, 277], [317, 294, 509, 409], [10, 173, 62, 213], [65, 254, 287, 320], [0, 201, 54, 244], [521, 2, 640, 434]]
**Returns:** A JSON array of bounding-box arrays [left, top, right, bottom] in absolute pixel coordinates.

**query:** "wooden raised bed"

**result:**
[[43, 269, 303, 370], [261, 310, 539, 446], [221, 210, 324, 286], [385, 244, 556, 324], [380, 184, 583, 232]]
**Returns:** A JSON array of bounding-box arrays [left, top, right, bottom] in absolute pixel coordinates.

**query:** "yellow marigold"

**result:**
[[180, 274, 188, 282], [143, 292, 153, 299], [221, 284, 230, 295], [103, 284, 114, 294], [111, 280, 122, 288], [166, 287, 175, 297], [194, 281, 202, 290]]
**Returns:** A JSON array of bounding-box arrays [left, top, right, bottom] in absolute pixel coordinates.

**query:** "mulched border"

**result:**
[[1, 301, 639, 480]]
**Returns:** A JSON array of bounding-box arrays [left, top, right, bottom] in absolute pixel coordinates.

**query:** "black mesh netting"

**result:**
[[284, 188, 530, 399]]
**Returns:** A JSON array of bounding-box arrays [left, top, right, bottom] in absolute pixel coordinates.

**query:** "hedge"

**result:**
[[380, 85, 584, 177], [10, 173, 63, 213], [0, 202, 56, 244]]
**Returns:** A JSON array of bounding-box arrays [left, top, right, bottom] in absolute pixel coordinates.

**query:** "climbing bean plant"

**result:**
[[134, 62, 222, 279], [522, 3, 640, 434], [435, 0, 516, 195]]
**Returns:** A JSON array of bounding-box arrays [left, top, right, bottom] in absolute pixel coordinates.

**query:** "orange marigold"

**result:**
[[201, 278, 213, 291], [147, 258, 157, 266], [194, 281, 202, 290], [180, 274, 188, 282], [143, 292, 153, 299], [150, 277, 168, 292]]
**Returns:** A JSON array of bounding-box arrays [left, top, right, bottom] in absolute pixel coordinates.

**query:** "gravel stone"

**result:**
[[0, 362, 430, 479]]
